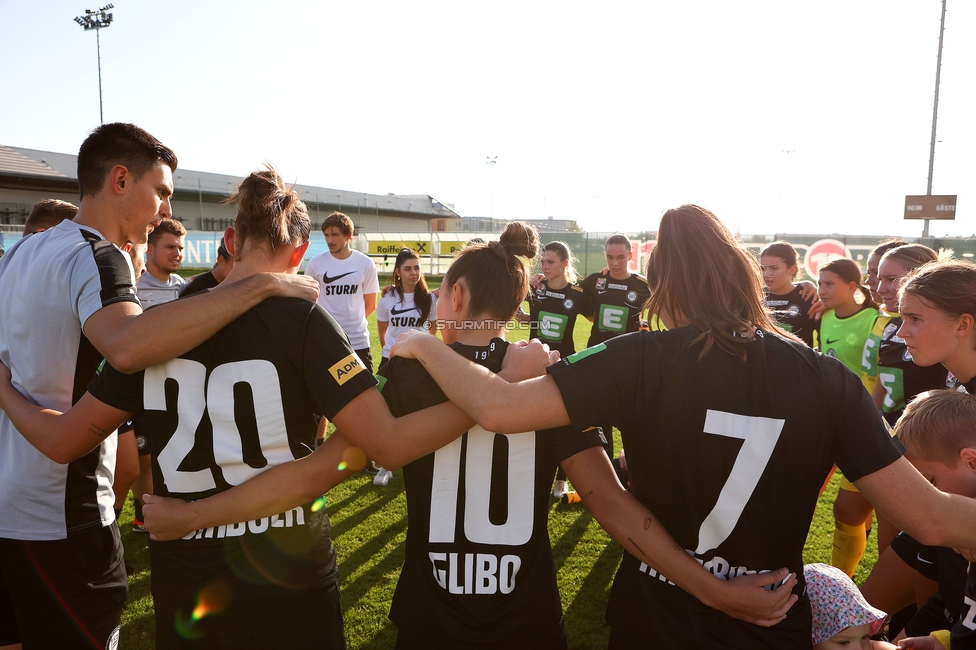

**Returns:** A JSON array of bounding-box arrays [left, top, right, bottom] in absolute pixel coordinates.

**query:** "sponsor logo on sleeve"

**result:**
[[330, 353, 366, 385], [565, 342, 608, 364]]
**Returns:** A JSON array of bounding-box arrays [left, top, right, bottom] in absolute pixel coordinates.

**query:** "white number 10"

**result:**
[[428, 426, 536, 546]]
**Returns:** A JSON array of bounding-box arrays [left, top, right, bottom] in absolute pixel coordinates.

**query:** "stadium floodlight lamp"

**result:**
[[73, 4, 115, 124]]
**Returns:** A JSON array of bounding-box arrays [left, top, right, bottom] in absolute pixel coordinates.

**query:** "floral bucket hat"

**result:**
[[804, 563, 886, 644]]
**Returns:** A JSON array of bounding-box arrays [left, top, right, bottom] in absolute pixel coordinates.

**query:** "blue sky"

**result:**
[[2, 0, 973, 237]]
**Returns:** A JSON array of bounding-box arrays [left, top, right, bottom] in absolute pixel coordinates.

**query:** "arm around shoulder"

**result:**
[[84, 273, 318, 373]]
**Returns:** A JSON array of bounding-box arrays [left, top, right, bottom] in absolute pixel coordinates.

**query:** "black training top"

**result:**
[[527, 280, 587, 359], [578, 272, 651, 347], [380, 338, 603, 649], [89, 297, 376, 600], [764, 285, 818, 348], [547, 327, 903, 648], [180, 270, 219, 297]]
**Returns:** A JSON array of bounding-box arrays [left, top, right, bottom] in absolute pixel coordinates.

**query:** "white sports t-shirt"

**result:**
[[305, 249, 379, 349], [375, 290, 437, 358], [137, 271, 186, 308], [0, 221, 138, 540]]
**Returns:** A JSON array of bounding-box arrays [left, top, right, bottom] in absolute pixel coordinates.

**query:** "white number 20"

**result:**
[[147, 358, 294, 494], [694, 410, 785, 555]]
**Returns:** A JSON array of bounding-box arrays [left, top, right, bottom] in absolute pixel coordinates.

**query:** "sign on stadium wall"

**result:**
[[802, 239, 851, 278]]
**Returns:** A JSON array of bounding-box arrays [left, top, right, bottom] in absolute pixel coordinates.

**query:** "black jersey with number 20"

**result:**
[[379, 338, 604, 649], [88, 297, 377, 601], [548, 327, 903, 648]]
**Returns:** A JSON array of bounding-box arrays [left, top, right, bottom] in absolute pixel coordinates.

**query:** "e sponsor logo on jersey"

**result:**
[[609, 283, 629, 291], [330, 353, 366, 385], [538, 311, 568, 341], [598, 304, 628, 332]]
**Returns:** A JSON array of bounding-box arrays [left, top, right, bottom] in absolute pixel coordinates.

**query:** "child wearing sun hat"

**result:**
[[805, 563, 899, 649]]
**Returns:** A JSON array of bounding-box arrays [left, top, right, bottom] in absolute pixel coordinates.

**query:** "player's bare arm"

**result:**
[[562, 447, 797, 627], [856, 456, 976, 550], [0, 364, 130, 463], [84, 272, 319, 373], [392, 329, 569, 433], [143, 430, 363, 541], [141, 396, 476, 540], [363, 292, 378, 319], [142, 345, 546, 539]]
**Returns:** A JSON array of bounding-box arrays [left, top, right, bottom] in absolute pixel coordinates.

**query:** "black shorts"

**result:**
[[153, 579, 346, 649], [355, 347, 374, 375], [0, 524, 127, 648]]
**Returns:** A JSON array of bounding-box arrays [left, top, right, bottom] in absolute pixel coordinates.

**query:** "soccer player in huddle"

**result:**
[[0, 166, 507, 647], [138, 217, 187, 308], [862, 390, 975, 644], [23, 198, 79, 235], [181, 238, 234, 297], [0, 123, 317, 649], [372, 247, 438, 485], [390, 204, 976, 649], [578, 234, 650, 461], [104, 222, 798, 647], [760, 241, 819, 348], [525, 240, 588, 499], [305, 211, 379, 374]]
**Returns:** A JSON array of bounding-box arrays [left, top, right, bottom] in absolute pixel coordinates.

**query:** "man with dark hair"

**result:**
[[305, 211, 378, 373], [138, 217, 187, 307], [24, 199, 79, 235], [0, 122, 316, 649], [181, 238, 234, 297]]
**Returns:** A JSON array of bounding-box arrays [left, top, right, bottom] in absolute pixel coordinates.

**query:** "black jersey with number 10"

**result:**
[[88, 297, 377, 601], [379, 339, 604, 649], [547, 327, 903, 648]]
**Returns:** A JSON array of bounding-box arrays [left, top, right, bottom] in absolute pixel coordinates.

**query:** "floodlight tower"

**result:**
[[73, 4, 114, 124]]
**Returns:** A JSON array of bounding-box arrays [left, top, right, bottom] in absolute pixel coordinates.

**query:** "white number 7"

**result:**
[[695, 410, 785, 555]]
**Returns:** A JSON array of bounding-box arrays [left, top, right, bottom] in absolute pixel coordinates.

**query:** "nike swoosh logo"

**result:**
[[322, 271, 355, 284], [825, 338, 840, 344], [916, 553, 934, 565], [390, 305, 418, 316]]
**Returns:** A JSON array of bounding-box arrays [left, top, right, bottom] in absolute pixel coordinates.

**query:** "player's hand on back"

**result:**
[[390, 328, 435, 360], [142, 493, 197, 542], [954, 546, 976, 562], [262, 273, 320, 302], [498, 339, 559, 382], [898, 636, 947, 650], [796, 281, 825, 319], [710, 567, 798, 627]]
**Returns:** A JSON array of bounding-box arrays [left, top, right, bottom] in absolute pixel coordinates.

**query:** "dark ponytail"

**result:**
[[821, 258, 877, 311], [392, 248, 432, 323], [225, 164, 310, 257], [443, 221, 540, 319]]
